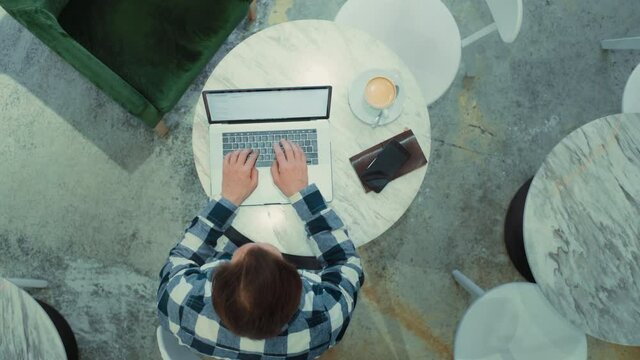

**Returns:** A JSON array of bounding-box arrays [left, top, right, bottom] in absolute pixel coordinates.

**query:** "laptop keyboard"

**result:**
[[222, 129, 319, 167]]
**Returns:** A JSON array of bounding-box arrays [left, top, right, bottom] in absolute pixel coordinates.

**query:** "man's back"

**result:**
[[157, 142, 364, 359]]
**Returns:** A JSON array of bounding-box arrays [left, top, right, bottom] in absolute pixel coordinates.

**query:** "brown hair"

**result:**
[[212, 246, 302, 339]]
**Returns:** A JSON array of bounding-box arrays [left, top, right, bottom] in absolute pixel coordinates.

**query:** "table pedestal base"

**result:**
[[37, 300, 79, 360], [504, 178, 536, 283]]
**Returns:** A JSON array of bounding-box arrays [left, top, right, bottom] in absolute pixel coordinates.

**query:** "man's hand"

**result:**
[[221, 149, 259, 206], [271, 140, 309, 197]]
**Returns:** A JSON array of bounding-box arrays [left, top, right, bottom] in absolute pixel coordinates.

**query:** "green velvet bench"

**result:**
[[0, 0, 253, 135]]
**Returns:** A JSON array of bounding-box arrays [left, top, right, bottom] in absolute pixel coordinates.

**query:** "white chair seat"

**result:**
[[156, 326, 200, 360], [335, 0, 461, 105], [623, 63, 640, 113], [455, 283, 587, 360]]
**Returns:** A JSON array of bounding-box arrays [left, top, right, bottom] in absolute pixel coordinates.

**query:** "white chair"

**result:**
[[461, 0, 523, 76], [156, 326, 200, 360], [461, 0, 524, 48], [452, 270, 587, 360], [601, 36, 640, 113], [335, 0, 462, 105]]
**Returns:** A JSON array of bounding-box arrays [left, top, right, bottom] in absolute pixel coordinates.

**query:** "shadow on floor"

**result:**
[[0, 15, 157, 173]]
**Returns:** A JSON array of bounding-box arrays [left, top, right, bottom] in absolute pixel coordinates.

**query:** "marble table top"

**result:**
[[192, 20, 430, 256], [0, 278, 67, 360], [335, 0, 461, 106], [524, 113, 640, 345]]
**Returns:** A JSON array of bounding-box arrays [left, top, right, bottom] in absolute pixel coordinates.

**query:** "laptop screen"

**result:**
[[203, 86, 331, 123]]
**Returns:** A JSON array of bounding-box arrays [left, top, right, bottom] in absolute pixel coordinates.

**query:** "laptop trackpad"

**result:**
[[241, 165, 331, 206], [243, 168, 288, 206]]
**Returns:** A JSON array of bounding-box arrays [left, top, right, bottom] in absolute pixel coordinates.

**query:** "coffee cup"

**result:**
[[363, 76, 398, 127], [364, 76, 397, 110]]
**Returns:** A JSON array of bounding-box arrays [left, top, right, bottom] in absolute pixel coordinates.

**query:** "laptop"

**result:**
[[203, 86, 333, 206]]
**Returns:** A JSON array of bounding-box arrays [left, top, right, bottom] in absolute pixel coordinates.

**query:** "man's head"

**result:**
[[213, 243, 302, 339]]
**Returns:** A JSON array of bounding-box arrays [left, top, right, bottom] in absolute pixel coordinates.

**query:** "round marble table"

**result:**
[[523, 113, 640, 345], [192, 20, 430, 256], [335, 0, 461, 106], [0, 278, 67, 360]]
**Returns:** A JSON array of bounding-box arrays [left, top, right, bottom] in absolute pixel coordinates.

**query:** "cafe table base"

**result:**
[[504, 178, 535, 283], [37, 300, 79, 360]]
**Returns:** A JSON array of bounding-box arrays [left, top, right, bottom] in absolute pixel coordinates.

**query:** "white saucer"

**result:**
[[348, 69, 406, 127]]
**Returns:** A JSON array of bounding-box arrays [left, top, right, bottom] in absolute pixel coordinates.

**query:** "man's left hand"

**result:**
[[221, 149, 259, 206]]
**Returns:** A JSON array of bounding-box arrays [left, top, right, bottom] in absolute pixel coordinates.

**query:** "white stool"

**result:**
[[156, 326, 200, 360], [335, 0, 461, 105], [452, 270, 587, 360], [461, 0, 523, 76]]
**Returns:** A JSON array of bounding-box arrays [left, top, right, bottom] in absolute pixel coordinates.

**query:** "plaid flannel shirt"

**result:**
[[157, 184, 365, 359]]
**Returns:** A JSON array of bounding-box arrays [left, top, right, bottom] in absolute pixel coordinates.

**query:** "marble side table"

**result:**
[[0, 278, 69, 360], [192, 20, 430, 256], [523, 113, 640, 345]]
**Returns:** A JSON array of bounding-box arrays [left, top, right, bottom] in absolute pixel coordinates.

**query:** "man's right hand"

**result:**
[[271, 140, 309, 197], [221, 149, 259, 206]]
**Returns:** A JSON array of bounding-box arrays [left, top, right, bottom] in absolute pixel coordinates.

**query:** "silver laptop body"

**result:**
[[203, 86, 333, 206]]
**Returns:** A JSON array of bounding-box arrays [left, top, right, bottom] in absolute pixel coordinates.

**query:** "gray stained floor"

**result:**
[[1, 0, 639, 359]]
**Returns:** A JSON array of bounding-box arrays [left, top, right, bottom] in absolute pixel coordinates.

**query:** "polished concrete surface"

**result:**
[[1, 0, 639, 359]]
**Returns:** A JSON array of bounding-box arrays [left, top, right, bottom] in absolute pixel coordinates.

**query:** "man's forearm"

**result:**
[[289, 184, 360, 266], [290, 184, 364, 347]]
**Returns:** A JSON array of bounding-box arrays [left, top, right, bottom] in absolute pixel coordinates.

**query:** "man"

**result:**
[[157, 140, 365, 359]]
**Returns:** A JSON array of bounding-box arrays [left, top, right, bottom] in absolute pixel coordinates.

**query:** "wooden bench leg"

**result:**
[[249, 0, 257, 22], [154, 119, 170, 138]]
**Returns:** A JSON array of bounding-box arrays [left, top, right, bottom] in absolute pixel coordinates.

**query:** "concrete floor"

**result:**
[[0, 0, 639, 359]]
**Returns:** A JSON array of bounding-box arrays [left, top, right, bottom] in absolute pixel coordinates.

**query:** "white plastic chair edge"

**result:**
[[156, 326, 200, 360], [452, 270, 485, 300], [156, 326, 172, 360], [601, 36, 640, 50], [622, 64, 640, 113], [7, 278, 49, 289], [462, 0, 523, 48]]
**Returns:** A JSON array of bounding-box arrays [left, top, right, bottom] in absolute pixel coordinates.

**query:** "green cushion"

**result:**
[[0, 0, 69, 17], [58, 0, 249, 114], [0, 3, 162, 126]]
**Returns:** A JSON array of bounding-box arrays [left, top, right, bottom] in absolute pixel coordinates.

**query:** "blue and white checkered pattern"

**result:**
[[157, 184, 365, 359]]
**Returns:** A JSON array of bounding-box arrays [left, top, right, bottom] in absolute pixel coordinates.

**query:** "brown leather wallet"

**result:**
[[350, 129, 428, 193]]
